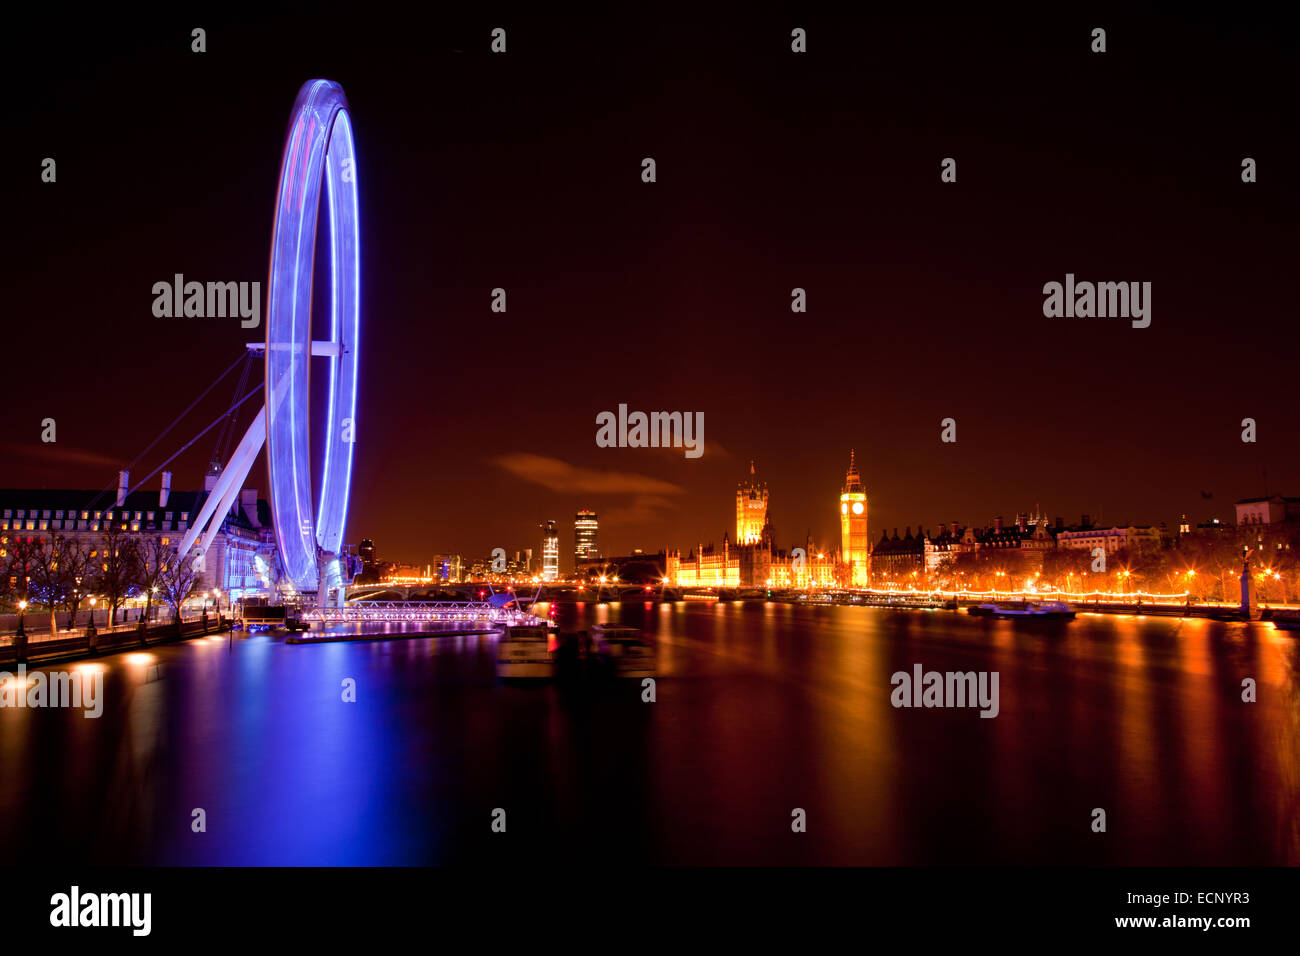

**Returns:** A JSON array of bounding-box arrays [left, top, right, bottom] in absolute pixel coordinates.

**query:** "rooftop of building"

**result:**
[[0, 487, 270, 532]]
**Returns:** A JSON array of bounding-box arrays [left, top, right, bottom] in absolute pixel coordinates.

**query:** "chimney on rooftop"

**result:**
[[116, 470, 129, 507], [160, 471, 171, 508], [994, 515, 1003, 532]]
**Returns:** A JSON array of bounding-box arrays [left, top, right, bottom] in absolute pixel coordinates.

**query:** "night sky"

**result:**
[[5, 6, 1297, 568]]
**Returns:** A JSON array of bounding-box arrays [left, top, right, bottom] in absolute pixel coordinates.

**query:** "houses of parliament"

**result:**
[[665, 453, 870, 588]]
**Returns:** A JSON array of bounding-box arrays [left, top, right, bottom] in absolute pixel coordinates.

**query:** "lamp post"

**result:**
[[15, 599, 27, 663], [138, 587, 151, 646], [86, 597, 98, 653]]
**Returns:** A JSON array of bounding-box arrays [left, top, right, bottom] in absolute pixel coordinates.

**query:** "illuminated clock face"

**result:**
[[840, 503, 848, 515], [852, 502, 865, 515]]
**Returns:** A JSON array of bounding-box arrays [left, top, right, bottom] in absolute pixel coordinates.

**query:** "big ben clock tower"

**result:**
[[840, 450, 869, 586]]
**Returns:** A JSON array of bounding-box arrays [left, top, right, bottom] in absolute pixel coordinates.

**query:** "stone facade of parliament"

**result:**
[[665, 459, 857, 588]]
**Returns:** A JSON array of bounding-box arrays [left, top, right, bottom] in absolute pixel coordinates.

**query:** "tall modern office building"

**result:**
[[574, 509, 599, 565], [358, 538, 376, 574], [431, 553, 462, 583], [541, 520, 559, 582]]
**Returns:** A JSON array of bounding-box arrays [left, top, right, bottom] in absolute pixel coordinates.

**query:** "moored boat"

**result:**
[[496, 625, 556, 679], [592, 624, 656, 678], [971, 601, 1076, 620]]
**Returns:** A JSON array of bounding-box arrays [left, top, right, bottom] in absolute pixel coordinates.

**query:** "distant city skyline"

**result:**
[[350, 456, 1291, 569]]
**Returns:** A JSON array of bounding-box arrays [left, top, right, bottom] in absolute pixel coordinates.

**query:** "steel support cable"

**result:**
[[210, 350, 256, 468], [127, 386, 264, 497], [82, 352, 250, 513]]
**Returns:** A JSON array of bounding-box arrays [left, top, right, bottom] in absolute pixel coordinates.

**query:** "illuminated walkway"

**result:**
[[300, 601, 542, 626]]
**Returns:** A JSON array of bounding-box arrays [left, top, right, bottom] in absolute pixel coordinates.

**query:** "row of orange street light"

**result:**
[[372, 566, 1294, 605]]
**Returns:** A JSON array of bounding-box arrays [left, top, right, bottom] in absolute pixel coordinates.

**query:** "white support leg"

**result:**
[[174, 409, 267, 568], [198, 411, 268, 560]]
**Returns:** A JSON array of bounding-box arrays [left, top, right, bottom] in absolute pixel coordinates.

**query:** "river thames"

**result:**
[[1, 602, 1296, 865]]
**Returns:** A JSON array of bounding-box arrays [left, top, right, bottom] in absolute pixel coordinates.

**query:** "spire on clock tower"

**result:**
[[843, 448, 863, 494]]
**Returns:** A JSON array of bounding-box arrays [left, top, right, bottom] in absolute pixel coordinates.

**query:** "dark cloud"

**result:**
[[1, 443, 123, 471], [493, 453, 684, 496]]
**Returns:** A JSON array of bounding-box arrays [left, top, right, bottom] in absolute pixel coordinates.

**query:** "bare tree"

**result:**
[[1, 534, 39, 610], [60, 539, 94, 630], [25, 537, 58, 634], [95, 522, 139, 630], [159, 546, 199, 624], [27, 535, 83, 634], [134, 535, 170, 625]]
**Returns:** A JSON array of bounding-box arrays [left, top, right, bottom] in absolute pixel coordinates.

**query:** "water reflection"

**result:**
[[0, 603, 1295, 864]]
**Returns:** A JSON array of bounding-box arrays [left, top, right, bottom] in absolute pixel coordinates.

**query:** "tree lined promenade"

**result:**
[[1, 527, 206, 650]]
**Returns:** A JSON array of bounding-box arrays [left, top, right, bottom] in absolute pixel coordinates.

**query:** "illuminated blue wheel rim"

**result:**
[[265, 79, 360, 592]]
